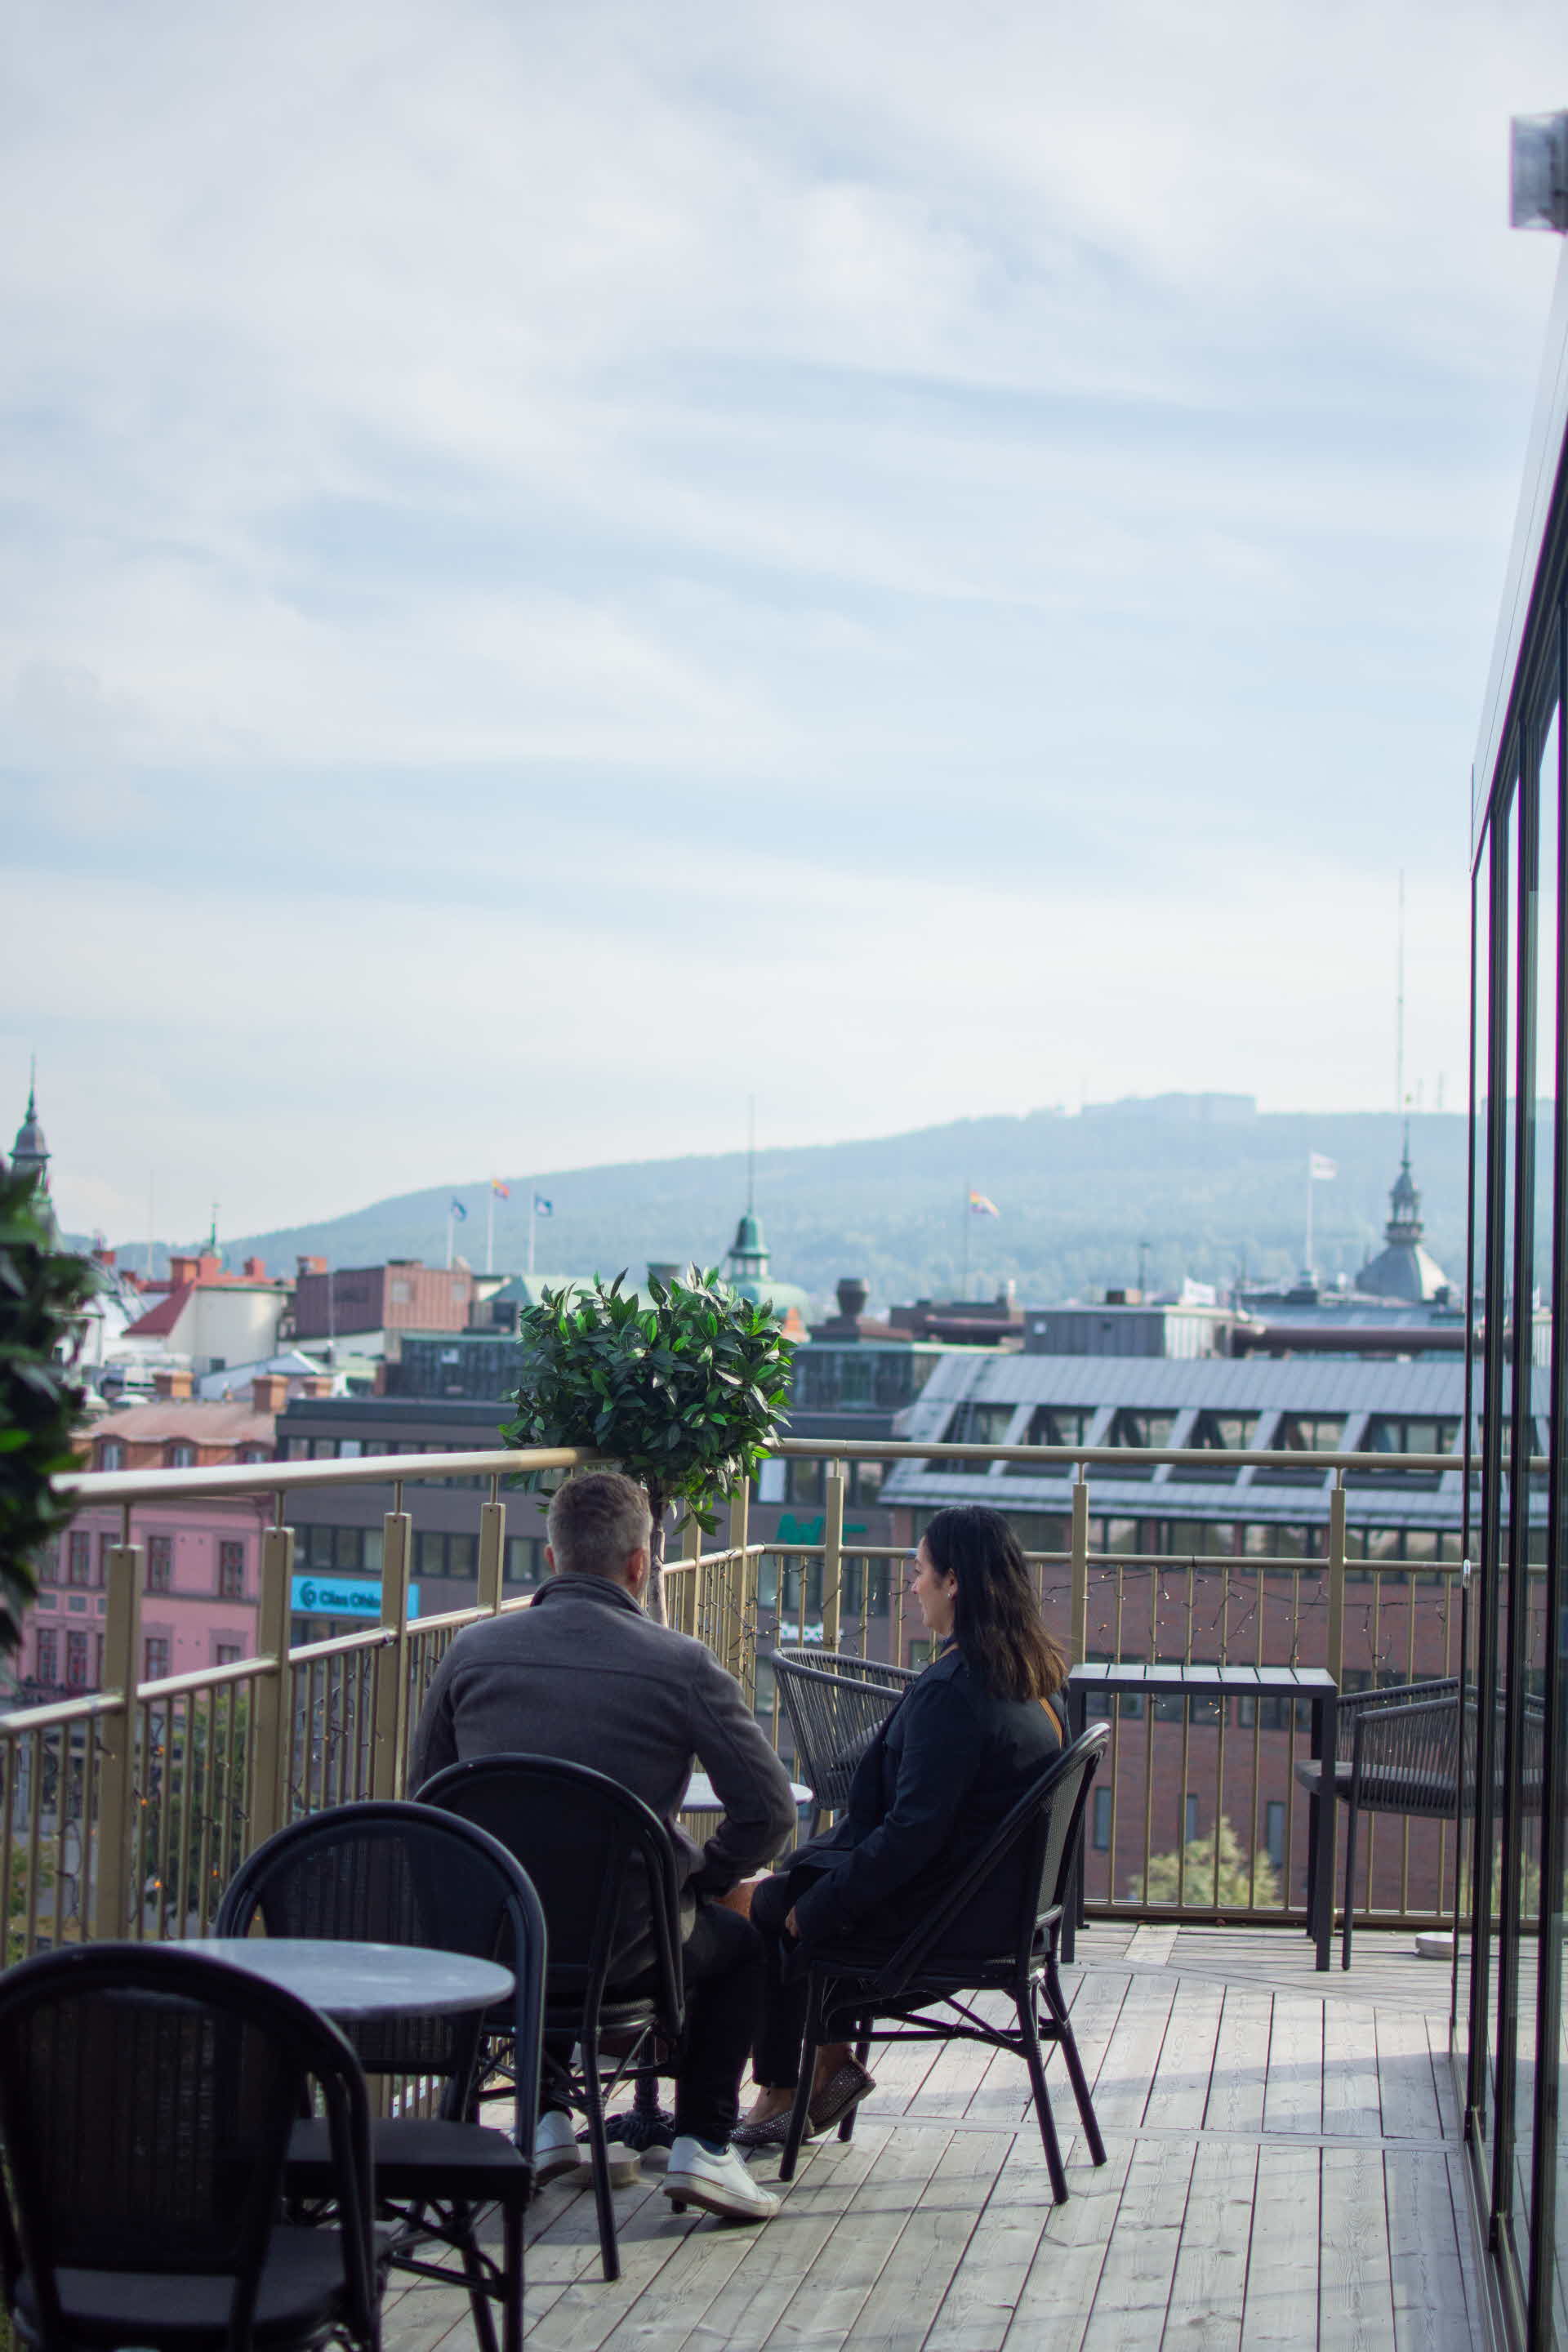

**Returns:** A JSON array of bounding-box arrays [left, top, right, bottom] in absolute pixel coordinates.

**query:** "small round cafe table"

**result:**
[[199, 1936, 514, 2021]]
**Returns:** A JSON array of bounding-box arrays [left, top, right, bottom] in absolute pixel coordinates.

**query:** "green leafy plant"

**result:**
[[0, 1169, 98, 1655], [1138, 1814, 1281, 1910], [500, 1265, 795, 1610]]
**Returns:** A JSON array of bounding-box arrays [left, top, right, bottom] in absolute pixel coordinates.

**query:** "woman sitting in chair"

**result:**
[[735, 1503, 1068, 2146]]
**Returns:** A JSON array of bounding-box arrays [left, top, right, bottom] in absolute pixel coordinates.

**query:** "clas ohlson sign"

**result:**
[[291, 1575, 421, 1621]]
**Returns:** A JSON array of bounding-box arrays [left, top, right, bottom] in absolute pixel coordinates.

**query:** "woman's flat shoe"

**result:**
[[730, 2109, 815, 2150], [808, 2058, 876, 2132]]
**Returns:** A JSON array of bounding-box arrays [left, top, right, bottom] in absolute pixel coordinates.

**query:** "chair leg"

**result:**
[[1018, 1989, 1068, 2205], [579, 2031, 621, 2283], [502, 2189, 525, 2352], [453, 2201, 501, 2352], [1341, 1797, 1360, 1971], [780, 1978, 824, 2183], [839, 2029, 871, 2143], [1042, 1962, 1106, 2167]]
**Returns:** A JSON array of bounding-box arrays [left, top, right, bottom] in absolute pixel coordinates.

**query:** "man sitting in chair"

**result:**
[[412, 1469, 797, 2223]]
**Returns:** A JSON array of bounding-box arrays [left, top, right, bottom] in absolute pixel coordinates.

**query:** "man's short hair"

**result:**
[[546, 1471, 653, 1579]]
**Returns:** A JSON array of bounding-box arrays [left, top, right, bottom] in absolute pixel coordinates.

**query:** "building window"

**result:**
[[1183, 1794, 1200, 1845], [146, 1536, 172, 1593], [144, 1637, 171, 1682], [37, 1540, 58, 1588], [215, 1643, 242, 1667], [1265, 1801, 1285, 1869], [390, 1280, 412, 1305], [168, 1442, 195, 1469], [505, 1536, 544, 1587], [65, 1631, 91, 1690], [1092, 1788, 1112, 1851], [218, 1541, 245, 1600], [98, 1438, 123, 1471], [944, 1401, 1018, 1447], [1105, 1409, 1178, 1478], [66, 1532, 91, 1588], [35, 1628, 57, 1685], [99, 1533, 118, 1585]]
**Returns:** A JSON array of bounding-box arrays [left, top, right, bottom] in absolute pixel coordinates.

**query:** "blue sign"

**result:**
[[291, 1574, 421, 1621]]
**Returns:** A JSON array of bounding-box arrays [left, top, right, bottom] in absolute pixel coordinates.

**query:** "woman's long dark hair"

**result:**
[[924, 1505, 1067, 1704]]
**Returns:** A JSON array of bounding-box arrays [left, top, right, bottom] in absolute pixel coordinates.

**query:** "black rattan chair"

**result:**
[[217, 1800, 545, 2352], [771, 1649, 918, 1834], [0, 1940, 381, 2352], [778, 1723, 1111, 2204], [417, 1754, 684, 2285]]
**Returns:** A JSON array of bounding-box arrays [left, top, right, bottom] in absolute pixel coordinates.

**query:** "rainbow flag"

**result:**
[[969, 1190, 1000, 1218], [491, 1178, 510, 1199]]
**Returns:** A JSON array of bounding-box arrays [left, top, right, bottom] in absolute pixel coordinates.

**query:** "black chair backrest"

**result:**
[[0, 1940, 375, 2352], [770, 1650, 912, 1814], [216, 1799, 546, 2136], [873, 1723, 1111, 1998], [417, 1754, 684, 2031]]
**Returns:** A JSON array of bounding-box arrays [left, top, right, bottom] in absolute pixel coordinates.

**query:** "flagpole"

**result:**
[[486, 1188, 494, 1277], [528, 1192, 536, 1279], [447, 1204, 454, 1270], [961, 1180, 970, 1298], [1305, 1161, 1314, 1276]]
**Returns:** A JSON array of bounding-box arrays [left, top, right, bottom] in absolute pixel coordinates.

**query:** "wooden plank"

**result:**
[[923, 2137, 1072, 2352], [1263, 1998, 1324, 2137], [1126, 1923, 1178, 1967], [1323, 1998, 1384, 2139], [1385, 2148, 1476, 2352], [666, 2124, 893, 2352], [1240, 2141, 1320, 2350], [1320, 2145, 1395, 2352], [524, 2182, 705, 2352], [1076, 2135, 1195, 2352], [1142, 1976, 1223, 2132], [1088, 1971, 1179, 2133], [1161, 2136, 1258, 2352], [759, 2125, 956, 2352], [1001, 2137, 1134, 2352], [1203, 1989, 1272, 2135], [836, 2129, 1015, 2352], [1376, 2007, 1445, 2142]]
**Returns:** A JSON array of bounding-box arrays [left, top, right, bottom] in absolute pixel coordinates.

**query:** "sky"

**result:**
[[2, 0, 1565, 1245]]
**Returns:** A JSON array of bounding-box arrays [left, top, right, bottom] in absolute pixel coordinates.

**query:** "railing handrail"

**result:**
[[55, 1434, 1509, 1512]]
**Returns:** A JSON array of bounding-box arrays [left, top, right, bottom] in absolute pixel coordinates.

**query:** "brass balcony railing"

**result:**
[[4, 1436, 1491, 1963]]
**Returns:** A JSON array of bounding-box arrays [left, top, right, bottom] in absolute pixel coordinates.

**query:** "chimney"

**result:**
[[94, 1244, 117, 1268], [153, 1368, 194, 1401], [167, 1254, 200, 1287], [251, 1374, 289, 1414], [302, 1375, 334, 1397], [296, 1254, 327, 1278], [243, 1255, 267, 1279], [835, 1276, 870, 1325]]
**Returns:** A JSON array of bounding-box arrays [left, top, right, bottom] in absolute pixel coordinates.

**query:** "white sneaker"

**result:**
[[662, 2136, 780, 2223], [532, 2110, 641, 2189]]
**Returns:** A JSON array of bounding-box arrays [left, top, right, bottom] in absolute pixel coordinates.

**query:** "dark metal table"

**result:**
[[199, 1936, 514, 2020], [1062, 1663, 1339, 1971]]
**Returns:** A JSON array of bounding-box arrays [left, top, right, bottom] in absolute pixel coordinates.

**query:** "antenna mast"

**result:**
[[746, 1094, 756, 1215], [1396, 869, 1406, 1123]]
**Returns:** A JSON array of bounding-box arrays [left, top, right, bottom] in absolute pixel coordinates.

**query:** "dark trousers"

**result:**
[[751, 1869, 816, 2092], [546, 1900, 765, 2145]]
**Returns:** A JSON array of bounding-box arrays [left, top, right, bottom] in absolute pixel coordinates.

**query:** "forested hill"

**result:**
[[112, 1097, 1477, 1316]]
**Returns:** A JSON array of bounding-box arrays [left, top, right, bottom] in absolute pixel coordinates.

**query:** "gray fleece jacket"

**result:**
[[410, 1573, 798, 1917]]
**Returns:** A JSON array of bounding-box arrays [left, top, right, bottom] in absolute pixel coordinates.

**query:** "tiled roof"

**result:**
[[122, 1285, 194, 1339], [91, 1402, 277, 1444]]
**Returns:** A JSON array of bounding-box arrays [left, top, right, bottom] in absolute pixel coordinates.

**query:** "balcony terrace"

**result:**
[[19, 1436, 1494, 2348]]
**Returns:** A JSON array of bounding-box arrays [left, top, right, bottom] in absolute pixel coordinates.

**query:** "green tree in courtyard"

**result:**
[[1138, 1815, 1281, 1910], [0, 1165, 98, 1654], [501, 1267, 795, 1615]]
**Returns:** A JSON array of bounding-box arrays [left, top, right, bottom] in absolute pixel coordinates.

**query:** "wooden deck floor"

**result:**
[[383, 1922, 1482, 2352]]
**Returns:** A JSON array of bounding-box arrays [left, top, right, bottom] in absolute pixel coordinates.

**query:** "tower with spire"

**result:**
[[1354, 1129, 1450, 1303], [3, 1061, 57, 1240], [719, 1102, 809, 1332]]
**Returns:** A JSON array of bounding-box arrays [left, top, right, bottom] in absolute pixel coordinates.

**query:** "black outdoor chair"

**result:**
[[771, 1649, 918, 1833], [217, 1800, 545, 2352], [417, 1754, 684, 2285], [778, 1722, 1111, 2205], [0, 1940, 381, 2352]]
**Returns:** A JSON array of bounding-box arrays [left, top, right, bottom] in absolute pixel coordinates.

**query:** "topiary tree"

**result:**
[[0, 1168, 98, 1656], [500, 1266, 795, 1616]]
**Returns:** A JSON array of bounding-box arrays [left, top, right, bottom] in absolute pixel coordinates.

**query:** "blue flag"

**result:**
[[449, 1196, 469, 1221], [533, 1195, 554, 1218]]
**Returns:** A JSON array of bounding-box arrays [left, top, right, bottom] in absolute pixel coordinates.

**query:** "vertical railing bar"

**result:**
[[94, 1540, 143, 1940], [23, 1729, 46, 1958]]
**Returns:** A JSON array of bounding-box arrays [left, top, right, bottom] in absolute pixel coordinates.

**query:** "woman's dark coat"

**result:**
[[786, 1644, 1065, 1959]]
